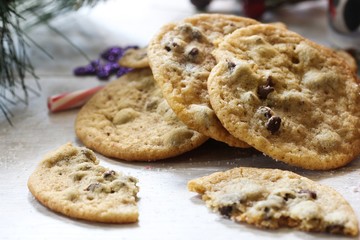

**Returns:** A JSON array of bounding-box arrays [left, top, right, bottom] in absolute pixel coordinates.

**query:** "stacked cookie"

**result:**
[[75, 14, 360, 170], [144, 14, 360, 170], [75, 68, 208, 161], [75, 14, 260, 164]]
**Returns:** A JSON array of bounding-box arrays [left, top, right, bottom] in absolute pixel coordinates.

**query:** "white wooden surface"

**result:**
[[1, 0, 359, 239]]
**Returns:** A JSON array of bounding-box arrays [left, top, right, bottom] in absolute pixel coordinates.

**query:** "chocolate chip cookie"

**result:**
[[75, 68, 207, 161], [148, 14, 259, 148], [208, 24, 360, 170], [28, 143, 139, 223], [188, 167, 359, 236]]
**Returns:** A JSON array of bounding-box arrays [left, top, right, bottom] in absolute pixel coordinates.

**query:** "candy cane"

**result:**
[[47, 86, 104, 112]]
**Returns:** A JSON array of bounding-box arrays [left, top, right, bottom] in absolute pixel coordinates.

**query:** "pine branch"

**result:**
[[0, 0, 105, 124]]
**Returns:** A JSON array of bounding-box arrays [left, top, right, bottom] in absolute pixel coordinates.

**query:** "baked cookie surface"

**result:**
[[334, 49, 358, 74], [148, 14, 258, 148], [75, 68, 207, 161], [188, 167, 359, 236], [28, 143, 139, 223], [119, 47, 149, 69], [208, 24, 360, 170]]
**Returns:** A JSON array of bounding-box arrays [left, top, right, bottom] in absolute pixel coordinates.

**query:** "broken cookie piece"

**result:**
[[188, 167, 359, 236], [28, 143, 139, 223]]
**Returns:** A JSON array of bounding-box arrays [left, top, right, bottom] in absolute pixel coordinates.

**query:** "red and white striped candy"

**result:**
[[47, 86, 104, 112]]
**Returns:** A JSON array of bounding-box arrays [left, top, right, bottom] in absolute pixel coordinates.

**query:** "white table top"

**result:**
[[1, 0, 359, 239]]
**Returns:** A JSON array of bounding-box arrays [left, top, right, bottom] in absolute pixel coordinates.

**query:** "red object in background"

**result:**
[[242, 0, 318, 19], [242, 0, 265, 19], [328, 0, 336, 18], [47, 86, 104, 113], [189, 0, 318, 19]]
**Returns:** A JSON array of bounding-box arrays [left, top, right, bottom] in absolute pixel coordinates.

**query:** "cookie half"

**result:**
[[148, 14, 259, 148], [208, 24, 360, 170], [75, 68, 208, 161], [28, 143, 139, 223], [188, 167, 359, 236]]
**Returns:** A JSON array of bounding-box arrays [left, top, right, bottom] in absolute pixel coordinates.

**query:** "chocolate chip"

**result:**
[[266, 116, 281, 134], [189, 47, 199, 57], [187, 47, 199, 62], [218, 206, 233, 218], [298, 189, 317, 200], [259, 106, 281, 133], [257, 85, 274, 100], [85, 183, 101, 192], [179, 24, 203, 41], [257, 76, 274, 100], [165, 42, 181, 53], [325, 224, 344, 234], [103, 170, 116, 179], [283, 193, 296, 201], [227, 61, 236, 71], [263, 207, 272, 220], [192, 30, 203, 40]]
